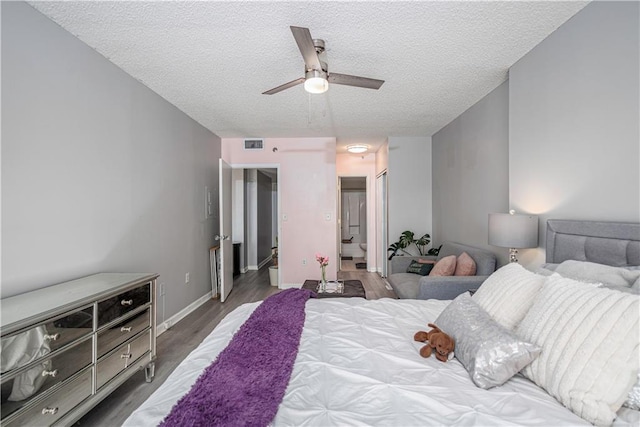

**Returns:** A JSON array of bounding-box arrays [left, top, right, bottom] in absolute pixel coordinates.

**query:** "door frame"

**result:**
[[337, 175, 371, 272], [229, 162, 281, 287], [376, 171, 388, 277]]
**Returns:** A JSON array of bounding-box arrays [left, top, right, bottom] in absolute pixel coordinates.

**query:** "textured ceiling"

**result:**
[[29, 1, 588, 153]]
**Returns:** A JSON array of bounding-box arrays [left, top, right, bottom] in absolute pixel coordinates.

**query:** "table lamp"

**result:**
[[488, 210, 539, 263]]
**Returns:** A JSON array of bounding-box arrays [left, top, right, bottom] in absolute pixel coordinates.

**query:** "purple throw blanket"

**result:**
[[160, 288, 314, 427]]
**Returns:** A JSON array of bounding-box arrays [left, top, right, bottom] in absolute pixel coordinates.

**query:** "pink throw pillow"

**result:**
[[417, 259, 436, 264], [454, 252, 477, 276], [429, 255, 457, 276]]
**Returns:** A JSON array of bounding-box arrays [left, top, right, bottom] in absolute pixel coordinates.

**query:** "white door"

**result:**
[[218, 159, 233, 302]]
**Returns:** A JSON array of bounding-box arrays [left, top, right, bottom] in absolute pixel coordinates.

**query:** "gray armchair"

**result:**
[[387, 242, 497, 300]]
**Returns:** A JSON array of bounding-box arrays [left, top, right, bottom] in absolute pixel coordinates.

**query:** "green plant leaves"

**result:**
[[388, 231, 432, 257]]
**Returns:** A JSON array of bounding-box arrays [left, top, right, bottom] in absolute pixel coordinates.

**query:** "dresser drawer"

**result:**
[[97, 283, 150, 326], [3, 368, 92, 427], [1, 306, 93, 374], [1, 338, 92, 420], [97, 309, 150, 358], [96, 330, 151, 389]]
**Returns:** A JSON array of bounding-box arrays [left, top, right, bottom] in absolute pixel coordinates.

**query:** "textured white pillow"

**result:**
[[472, 263, 545, 331], [516, 274, 639, 426]]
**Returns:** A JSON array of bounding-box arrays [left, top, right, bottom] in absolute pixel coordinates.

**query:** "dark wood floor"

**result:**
[[75, 266, 395, 426]]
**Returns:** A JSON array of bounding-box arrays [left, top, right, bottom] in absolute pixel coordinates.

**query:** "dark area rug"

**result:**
[[356, 263, 367, 269]]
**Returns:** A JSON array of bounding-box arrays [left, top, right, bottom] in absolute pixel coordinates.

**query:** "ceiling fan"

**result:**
[[263, 26, 385, 95]]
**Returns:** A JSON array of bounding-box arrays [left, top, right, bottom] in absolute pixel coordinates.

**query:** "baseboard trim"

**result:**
[[157, 291, 212, 336]]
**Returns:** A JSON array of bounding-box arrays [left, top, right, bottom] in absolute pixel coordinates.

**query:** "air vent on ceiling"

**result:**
[[244, 139, 264, 150]]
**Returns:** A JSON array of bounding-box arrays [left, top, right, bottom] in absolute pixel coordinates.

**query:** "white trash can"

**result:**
[[269, 266, 278, 287]]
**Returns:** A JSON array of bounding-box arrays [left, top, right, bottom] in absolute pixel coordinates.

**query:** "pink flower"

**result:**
[[315, 253, 329, 266]]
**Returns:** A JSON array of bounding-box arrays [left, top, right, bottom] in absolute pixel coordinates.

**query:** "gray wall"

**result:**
[[387, 137, 432, 255], [256, 170, 273, 266], [1, 3, 221, 323], [432, 81, 510, 265], [509, 1, 640, 266]]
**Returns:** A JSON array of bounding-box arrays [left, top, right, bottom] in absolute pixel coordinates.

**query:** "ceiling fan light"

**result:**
[[304, 70, 328, 94], [347, 144, 369, 154], [304, 77, 328, 94]]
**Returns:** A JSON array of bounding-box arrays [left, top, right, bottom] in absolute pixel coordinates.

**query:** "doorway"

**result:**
[[230, 166, 280, 287], [338, 176, 367, 272]]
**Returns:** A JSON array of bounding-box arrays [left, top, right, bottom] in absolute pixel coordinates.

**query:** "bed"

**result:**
[[125, 219, 640, 426]]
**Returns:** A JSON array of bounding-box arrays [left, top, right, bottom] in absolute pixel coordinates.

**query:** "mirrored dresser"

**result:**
[[1, 273, 158, 426]]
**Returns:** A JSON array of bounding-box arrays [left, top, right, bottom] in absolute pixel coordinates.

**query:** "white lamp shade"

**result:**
[[488, 213, 539, 249]]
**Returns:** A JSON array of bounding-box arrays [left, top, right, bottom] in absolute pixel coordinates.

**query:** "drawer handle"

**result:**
[[121, 299, 133, 306], [44, 333, 60, 341], [41, 369, 58, 378], [121, 353, 132, 360], [121, 326, 132, 332], [42, 407, 59, 415]]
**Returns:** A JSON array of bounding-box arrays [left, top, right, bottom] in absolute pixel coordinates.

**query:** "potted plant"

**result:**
[[387, 230, 433, 260]]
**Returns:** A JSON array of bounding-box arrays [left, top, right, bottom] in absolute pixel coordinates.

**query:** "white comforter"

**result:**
[[125, 297, 639, 426]]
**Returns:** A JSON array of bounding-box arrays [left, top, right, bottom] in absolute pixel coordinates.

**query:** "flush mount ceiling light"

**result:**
[[347, 144, 369, 154]]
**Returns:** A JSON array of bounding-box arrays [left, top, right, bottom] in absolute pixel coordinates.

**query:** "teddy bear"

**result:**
[[414, 323, 455, 362]]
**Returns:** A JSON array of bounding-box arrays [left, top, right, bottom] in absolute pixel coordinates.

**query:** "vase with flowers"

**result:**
[[315, 253, 329, 292]]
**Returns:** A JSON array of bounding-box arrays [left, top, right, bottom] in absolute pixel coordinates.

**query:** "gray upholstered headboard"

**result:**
[[546, 220, 640, 266]]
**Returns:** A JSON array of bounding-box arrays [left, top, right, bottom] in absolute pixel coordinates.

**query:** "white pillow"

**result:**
[[516, 274, 639, 426], [555, 260, 640, 288], [472, 263, 545, 331]]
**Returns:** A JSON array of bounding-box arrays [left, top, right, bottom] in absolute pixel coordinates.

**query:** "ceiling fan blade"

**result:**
[[328, 73, 385, 90], [262, 77, 305, 95], [290, 26, 322, 71]]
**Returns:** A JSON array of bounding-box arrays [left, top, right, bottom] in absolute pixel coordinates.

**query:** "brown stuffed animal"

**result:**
[[414, 323, 455, 362]]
